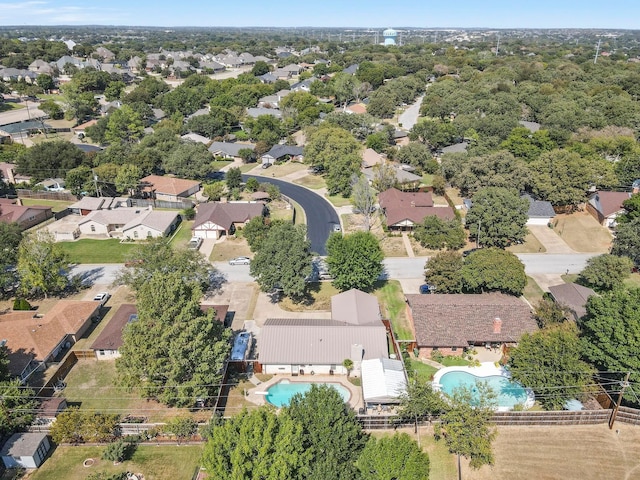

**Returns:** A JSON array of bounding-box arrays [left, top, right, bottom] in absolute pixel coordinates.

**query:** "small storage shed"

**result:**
[[361, 358, 407, 406], [1, 433, 51, 469]]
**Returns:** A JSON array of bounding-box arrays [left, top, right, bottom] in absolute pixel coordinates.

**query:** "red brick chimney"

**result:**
[[492, 317, 502, 334]]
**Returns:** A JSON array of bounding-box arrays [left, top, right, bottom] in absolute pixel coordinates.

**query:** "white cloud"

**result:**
[[0, 1, 127, 24]]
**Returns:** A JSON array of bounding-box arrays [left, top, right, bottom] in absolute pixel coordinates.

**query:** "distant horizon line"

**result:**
[[0, 25, 637, 32]]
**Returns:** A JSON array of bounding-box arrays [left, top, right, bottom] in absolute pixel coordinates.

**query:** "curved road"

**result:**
[[243, 174, 339, 255]]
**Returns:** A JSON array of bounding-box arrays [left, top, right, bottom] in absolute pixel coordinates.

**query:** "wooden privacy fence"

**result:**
[[616, 407, 640, 426], [17, 190, 77, 202], [490, 409, 610, 426]]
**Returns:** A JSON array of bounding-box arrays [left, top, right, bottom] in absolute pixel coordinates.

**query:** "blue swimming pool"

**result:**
[[265, 380, 351, 407], [437, 370, 530, 409]]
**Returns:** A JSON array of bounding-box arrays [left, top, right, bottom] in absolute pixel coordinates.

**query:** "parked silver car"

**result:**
[[229, 256, 251, 265]]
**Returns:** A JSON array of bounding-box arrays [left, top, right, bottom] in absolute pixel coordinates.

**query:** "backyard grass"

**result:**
[[422, 173, 434, 186], [209, 237, 252, 262], [506, 232, 546, 254], [20, 198, 73, 212], [293, 174, 326, 190], [406, 358, 438, 382], [552, 211, 612, 253], [223, 378, 260, 415], [29, 445, 203, 480], [523, 275, 545, 306], [168, 220, 194, 248], [374, 280, 414, 340], [61, 360, 202, 422], [58, 239, 137, 263], [441, 356, 470, 367], [326, 194, 352, 207], [445, 187, 465, 207]]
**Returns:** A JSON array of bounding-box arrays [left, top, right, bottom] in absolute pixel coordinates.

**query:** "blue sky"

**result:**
[[1, 0, 639, 29]]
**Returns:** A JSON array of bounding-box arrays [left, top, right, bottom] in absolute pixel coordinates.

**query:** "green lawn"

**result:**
[[0, 102, 24, 112], [168, 220, 194, 248], [441, 356, 470, 367], [374, 280, 414, 340], [326, 194, 352, 207], [59, 239, 137, 263], [293, 175, 326, 190], [211, 160, 233, 170], [20, 198, 73, 212], [30, 445, 203, 480], [406, 358, 438, 382], [523, 275, 545, 305]]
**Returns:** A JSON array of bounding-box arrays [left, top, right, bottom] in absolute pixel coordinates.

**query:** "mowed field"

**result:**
[[461, 424, 640, 480]]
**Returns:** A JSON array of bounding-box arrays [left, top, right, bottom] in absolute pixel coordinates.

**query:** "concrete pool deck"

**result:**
[[245, 374, 364, 411]]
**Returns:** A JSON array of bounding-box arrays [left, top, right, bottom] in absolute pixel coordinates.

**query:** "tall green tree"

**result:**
[[423, 251, 464, 293], [17, 231, 69, 298], [0, 380, 37, 437], [510, 324, 594, 410], [49, 408, 120, 444], [455, 151, 531, 197], [250, 222, 313, 298], [286, 384, 367, 480], [351, 174, 377, 231], [104, 105, 145, 145], [357, 433, 430, 480], [398, 379, 447, 423], [434, 384, 497, 470], [414, 216, 466, 251], [611, 217, 640, 267], [461, 248, 526, 296], [16, 140, 87, 181], [117, 271, 231, 406], [0, 222, 22, 296], [465, 187, 529, 248], [226, 167, 242, 190], [114, 163, 143, 196], [326, 232, 384, 292], [243, 216, 275, 252], [579, 288, 640, 404], [163, 141, 212, 179], [578, 254, 633, 292], [202, 408, 310, 479], [304, 125, 362, 196]]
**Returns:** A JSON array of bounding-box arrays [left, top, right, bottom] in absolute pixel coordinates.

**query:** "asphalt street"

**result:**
[[243, 174, 339, 255]]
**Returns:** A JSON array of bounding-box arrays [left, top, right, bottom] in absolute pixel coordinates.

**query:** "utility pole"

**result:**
[[93, 170, 100, 197], [476, 219, 482, 248], [594, 39, 601, 64], [609, 372, 630, 429], [495, 34, 500, 56]]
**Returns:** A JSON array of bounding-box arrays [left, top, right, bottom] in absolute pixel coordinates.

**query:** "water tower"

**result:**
[[383, 28, 397, 46]]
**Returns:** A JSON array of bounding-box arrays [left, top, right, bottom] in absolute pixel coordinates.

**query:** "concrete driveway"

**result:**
[[528, 225, 575, 254]]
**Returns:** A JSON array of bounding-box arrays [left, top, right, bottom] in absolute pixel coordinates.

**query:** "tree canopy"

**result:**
[[325, 231, 384, 292], [423, 251, 465, 293], [414, 216, 466, 251], [578, 254, 633, 292], [250, 222, 313, 299], [611, 217, 640, 267], [356, 433, 430, 480], [17, 231, 70, 298], [16, 140, 87, 181], [461, 248, 527, 296]]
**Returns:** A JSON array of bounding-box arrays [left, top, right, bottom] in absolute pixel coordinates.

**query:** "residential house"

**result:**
[[1, 433, 51, 469], [0, 68, 37, 83], [587, 191, 632, 227], [259, 73, 277, 84], [518, 120, 541, 133], [0, 162, 31, 184], [72, 119, 97, 137], [261, 145, 304, 166], [440, 142, 468, 155], [393, 130, 409, 146], [548, 283, 596, 320], [94, 46, 115, 61], [208, 141, 256, 161], [127, 56, 143, 73], [257, 89, 290, 109], [378, 188, 455, 230], [522, 194, 556, 226], [28, 59, 54, 75], [246, 107, 282, 119], [361, 148, 385, 168], [290, 78, 316, 92], [193, 202, 266, 239], [140, 174, 201, 202], [181, 132, 211, 145], [343, 64, 359, 75], [272, 68, 293, 80], [37, 178, 66, 192], [258, 289, 389, 376], [78, 207, 180, 240], [91, 304, 137, 359], [36, 397, 68, 424], [68, 196, 130, 216], [0, 199, 53, 230], [199, 60, 226, 73], [345, 103, 367, 115], [406, 293, 537, 358], [55, 55, 83, 71], [0, 300, 101, 381]]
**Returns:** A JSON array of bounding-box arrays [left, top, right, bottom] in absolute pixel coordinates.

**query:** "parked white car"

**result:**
[[229, 256, 251, 265], [93, 292, 110, 306]]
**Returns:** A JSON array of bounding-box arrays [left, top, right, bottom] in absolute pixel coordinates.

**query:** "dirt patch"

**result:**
[[552, 211, 613, 253], [506, 232, 547, 254], [209, 237, 252, 262], [380, 235, 408, 257]]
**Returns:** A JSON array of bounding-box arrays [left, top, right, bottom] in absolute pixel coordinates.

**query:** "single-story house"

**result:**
[[440, 142, 468, 155], [37, 178, 65, 192], [193, 202, 266, 239], [378, 188, 455, 230], [28, 59, 54, 75], [0, 162, 31, 184], [393, 130, 409, 146], [246, 107, 282, 119], [406, 293, 537, 358], [72, 119, 97, 137], [0, 199, 53, 230], [181, 132, 211, 145], [208, 142, 256, 161], [518, 120, 541, 133], [91, 304, 137, 359], [290, 78, 316, 92], [1, 433, 51, 469], [258, 289, 389, 376], [140, 175, 201, 202], [0, 300, 101, 381], [548, 283, 596, 320], [261, 145, 304, 166], [345, 103, 367, 115], [361, 358, 407, 406], [362, 148, 385, 168], [68, 196, 131, 216], [586, 191, 632, 227], [78, 207, 180, 239], [522, 194, 556, 226]]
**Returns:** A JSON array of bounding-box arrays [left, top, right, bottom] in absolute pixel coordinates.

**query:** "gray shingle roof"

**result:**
[[407, 293, 536, 347], [522, 194, 556, 218], [208, 142, 256, 157], [0, 433, 48, 458], [548, 283, 596, 319]]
